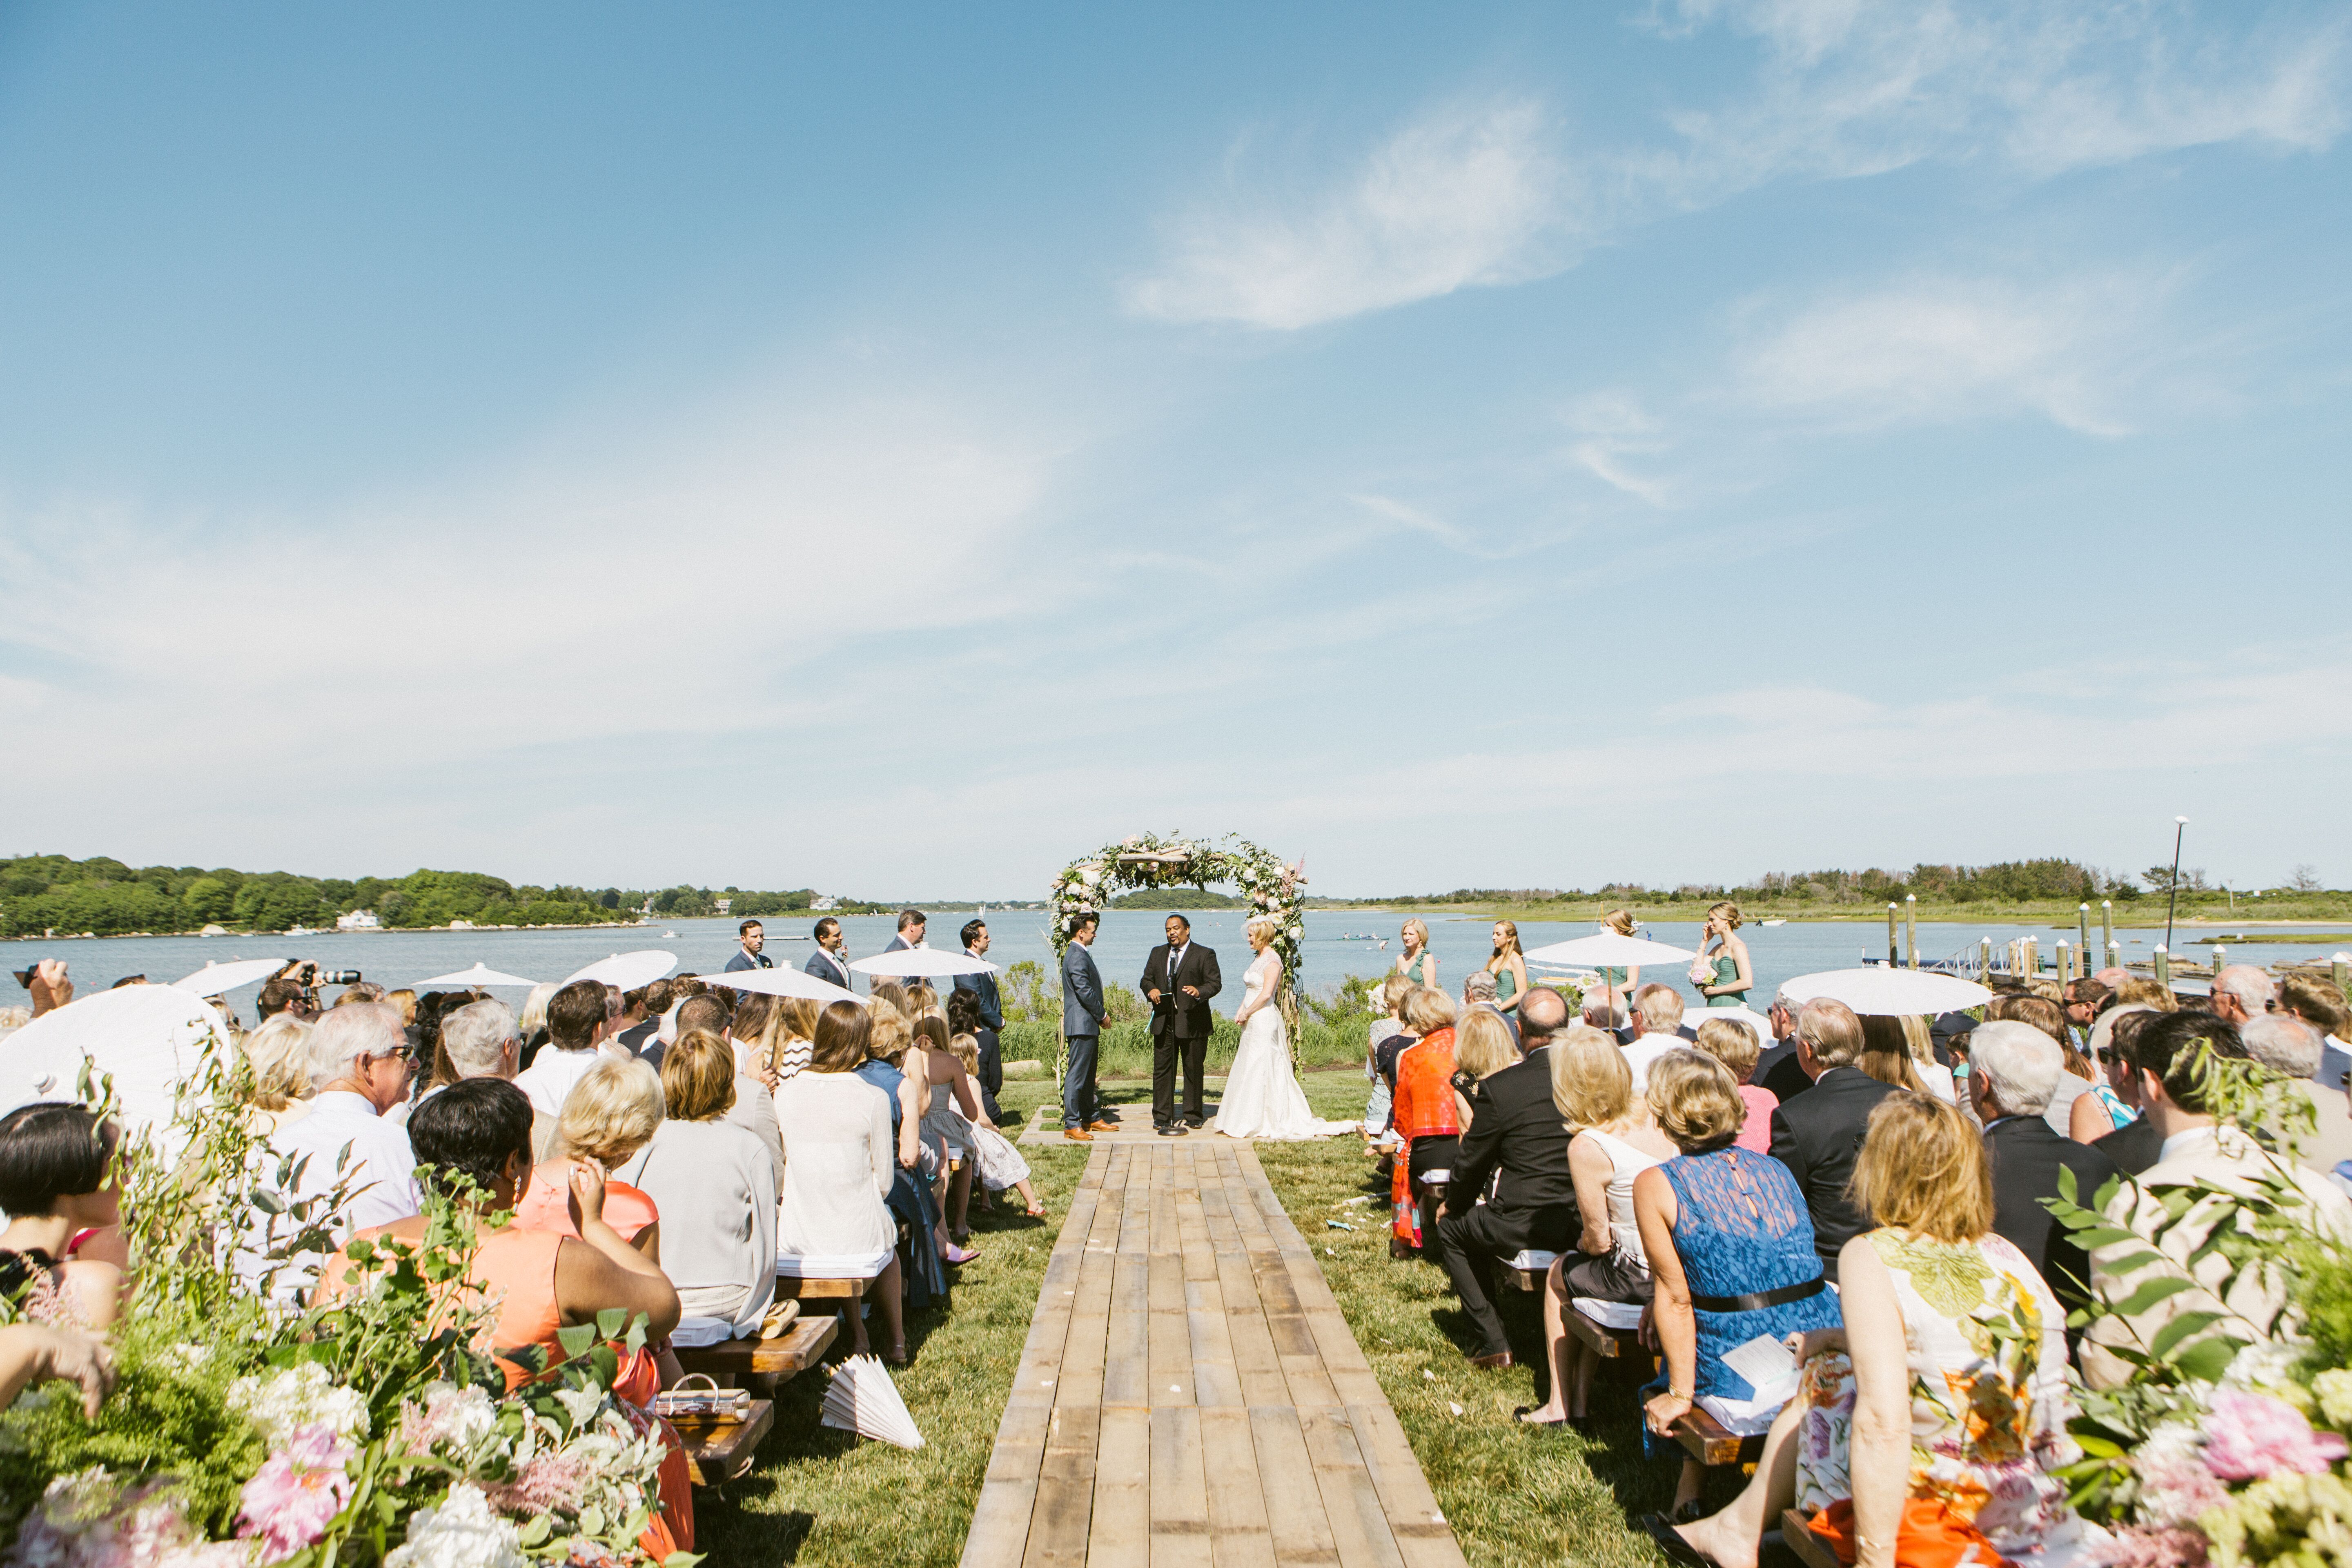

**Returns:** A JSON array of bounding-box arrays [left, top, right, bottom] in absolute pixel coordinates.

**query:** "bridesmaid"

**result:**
[[1689, 902, 1752, 1009], [1486, 920, 1528, 1016], [1394, 918, 1438, 991], [1597, 909, 1641, 999]]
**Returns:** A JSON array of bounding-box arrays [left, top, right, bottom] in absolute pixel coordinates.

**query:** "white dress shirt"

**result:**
[[515, 1045, 601, 1118]]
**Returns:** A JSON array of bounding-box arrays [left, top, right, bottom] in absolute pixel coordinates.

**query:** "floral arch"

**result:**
[[1049, 831, 1308, 1031]]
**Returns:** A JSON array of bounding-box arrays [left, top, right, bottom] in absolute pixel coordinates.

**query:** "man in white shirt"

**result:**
[[513, 980, 615, 1122], [1622, 986, 1695, 1091], [251, 1003, 420, 1293]]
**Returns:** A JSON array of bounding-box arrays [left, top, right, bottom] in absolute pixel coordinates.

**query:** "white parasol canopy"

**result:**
[[1680, 1004, 1778, 1044], [1521, 933, 1701, 970], [171, 958, 288, 995], [411, 963, 541, 989], [1778, 967, 1992, 1016], [0, 986, 230, 1139], [695, 967, 861, 1006], [849, 949, 997, 980], [563, 951, 679, 991]]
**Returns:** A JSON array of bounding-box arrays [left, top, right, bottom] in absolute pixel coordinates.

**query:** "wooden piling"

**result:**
[[1905, 894, 1918, 970], [2101, 901, 2115, 972], [2155, 947, 2171, 985], [1886, 904, 1898, 966], [1979, 937, 1992, 980]]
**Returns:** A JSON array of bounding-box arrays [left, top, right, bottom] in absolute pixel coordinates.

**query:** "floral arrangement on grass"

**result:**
[[0, 1053, 693, 1567], [2047, 1050, 2352, 1568], [1047, 830, 1307, 1076]]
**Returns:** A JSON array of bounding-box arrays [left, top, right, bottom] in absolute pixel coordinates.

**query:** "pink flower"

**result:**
[[2202, 1391, 2349, 1481], [2094, 1524, 2209, 1568], [482, 1451, 598, 1516], [236, 1423, 356, 1558]]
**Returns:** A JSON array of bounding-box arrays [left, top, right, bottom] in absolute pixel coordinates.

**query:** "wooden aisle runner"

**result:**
[[961, 1140, 1467, 1568]]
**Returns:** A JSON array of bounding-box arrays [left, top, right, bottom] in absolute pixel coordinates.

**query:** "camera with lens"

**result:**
[[10, 967, 40, 991], [281, 961, 362, 988]]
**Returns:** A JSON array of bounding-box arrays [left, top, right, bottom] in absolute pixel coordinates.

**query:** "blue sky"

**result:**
[[2, 2, 2346, 898]]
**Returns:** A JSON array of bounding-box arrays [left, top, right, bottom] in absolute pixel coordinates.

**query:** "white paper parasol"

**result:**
[[849, 949, 997, 980], [170, 958, 288, 995], [0, 986, 230, 1138], [1681, 1004, 1777, 1044], [820, 1355, 924, 1449], [563, 951, 679, 991], [1777, 967, 1992, 1016], [1521, 933, 1701, 969], [696, 967, 861, 1005], [411, 963, 542, 989]]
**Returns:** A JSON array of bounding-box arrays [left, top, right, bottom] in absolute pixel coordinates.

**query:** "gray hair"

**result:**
[[1582, 991, 1625, 1028], [2214, 964, 2278, 1016], [518, 982, 559, 1039], [1969, 1021, 2063, 1115], [1463, 970, 1498, 1001], [2242, 1014, 2324, 1079], [306, 1001, 406, 1090], [440, 999, 520, 1080], [1637, 988, 1685, 1029]]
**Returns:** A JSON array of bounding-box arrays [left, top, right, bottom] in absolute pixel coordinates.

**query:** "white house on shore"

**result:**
[[811, 895, 839, 911], [336, 909, 381, 931]]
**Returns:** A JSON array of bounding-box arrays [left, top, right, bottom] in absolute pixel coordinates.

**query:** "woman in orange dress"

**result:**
[[322, 1079, 690, 1557], [1388, 988, 1461, 1256]]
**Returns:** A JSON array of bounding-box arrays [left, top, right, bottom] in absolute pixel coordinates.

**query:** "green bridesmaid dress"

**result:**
[[1401, 952, 1436, 987], [1705, 955, 1746, 1007]]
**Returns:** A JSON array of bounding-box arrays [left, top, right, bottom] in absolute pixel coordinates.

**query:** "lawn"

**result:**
[[697, 1069, 1722, 1567]]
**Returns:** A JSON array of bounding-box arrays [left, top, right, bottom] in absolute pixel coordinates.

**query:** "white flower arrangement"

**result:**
[[226, 1361, 372, 1448], [384, 1484, 528, 1568]]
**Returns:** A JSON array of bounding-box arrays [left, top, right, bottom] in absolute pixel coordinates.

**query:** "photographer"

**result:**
[[254, 960, 364, 1023], [13, 960, 72, 1019]]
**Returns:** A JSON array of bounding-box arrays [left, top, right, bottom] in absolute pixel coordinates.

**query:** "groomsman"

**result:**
[[724, 919, 772, 972], [883, 909, 927, 965], [1142, 915, 1221, 1133], [951, 918, 1006, 1114], [1061, 913, 1114, 1141], [805, 917, 853, 990]]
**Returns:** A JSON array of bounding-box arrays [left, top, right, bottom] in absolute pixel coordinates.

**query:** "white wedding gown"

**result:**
[[1212, 953, 1357, 1140]]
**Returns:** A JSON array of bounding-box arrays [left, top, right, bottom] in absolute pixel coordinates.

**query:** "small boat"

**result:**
[[1760, 918, 1786, 927], [662, 931, 679, 938]]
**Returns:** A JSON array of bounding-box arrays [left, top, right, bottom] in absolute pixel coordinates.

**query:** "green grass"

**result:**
[[699, 1071, 1712, 1566]]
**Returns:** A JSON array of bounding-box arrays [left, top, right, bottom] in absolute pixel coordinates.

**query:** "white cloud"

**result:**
[[1121, 100, 1572, 330], [1729, 272, 2176, 434]]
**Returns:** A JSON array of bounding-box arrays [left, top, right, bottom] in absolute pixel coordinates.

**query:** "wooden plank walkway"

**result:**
[[962, 1139, 1466, 1568]]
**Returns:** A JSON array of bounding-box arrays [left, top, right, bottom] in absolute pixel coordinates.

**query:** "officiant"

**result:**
[[1143, 914, 1222, 1135]]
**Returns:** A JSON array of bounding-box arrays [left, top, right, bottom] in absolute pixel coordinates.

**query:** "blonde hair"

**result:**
[[1900, 1014, 1934, 1062], [1706, 902, 1744, 931], [950, 1032, 981, 1075], [867, 1003, 912, 1063], [871, 980, 911, 1017], [1245, 915, 1280, 947], [1849, 1094, 1993, 1245], [241, 1013, 316, 1112], [1646, 1049, 1744, 1152], [1452, 1009, 1518, 1082], [1402, 986, 1458, 1034], [1693, 1016, 1760, 1081], [1602, 909, 1635, 937], [906, 982, 941, 1020], [1858, 1015, 1927, 1093], [1380, 973, 1417, 1015], [1401, 917, 1429, 949], [2116, 976, 2180, 1012], [1549, 1024, 1631, 1127], [913, 1015, 951, 1057], [517, 982, 557, 1041], [1490, 919, 1521, 960], [555, 1058, 665, 1166], [384, 989, 418, 1026], [661, 1028, 738, 1121]]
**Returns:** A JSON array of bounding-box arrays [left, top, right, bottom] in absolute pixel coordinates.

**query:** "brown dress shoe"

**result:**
[[1087, 1119, 1116, 1132], [1064, 1128, 1094, 1142], [1470, 1350, 1514, 1370]]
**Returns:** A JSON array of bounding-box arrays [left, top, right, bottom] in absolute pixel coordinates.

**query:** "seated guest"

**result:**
[[1519, 1024, 1673, 1428], [2083, 1010, 2352, 1389], [0, 1321, 114, 1418], [915, 1015, 989, 1245], [2115, 975, 2179, 1012], [1624, 986, 1695, 1091], [271, 1002, 420, 1244], [1768, 999, 1896, 1283], [237, 1013, 316, 1136], [2072, 1003, 2157, 1140], [0, 1105, 128, 1329], [1583, 988, 1630, 1047], [517, 982, 557, 1069], [776, 1002, 906, 1363], [1389, 988, 1461, 1256], [323, 1081, 688, 1559], [1432, 988, 1577, 1369], [1971, 1022, 2119, 1324], [518, 1060, 664, 1255], [1636, 1050, 1840, 1520], [2207, 963, 2278, 1028], [1448, 1008, 1520, 1134], [860, 1003, 967, 1294], [2063, 975, 2116, 1044], [1362, 974, 1414, 1141], [1693, 1017, 1773, 1154], [1995, 993, 2098, 1134], [613, 1030, 778, 1331], [1462, 970, 1518, 1050], [949, 1032, 1043, 1217], [678, 993, 784, 1179], [514, 980, 616, 1140], [2089, 1010, 2165, 1174], [754, 996, 822, 1084], [1753, 990, 1813, 1102], [1854, 1014, 1928, 1096], [1656, 1094, 2090, 1568], [2243, 1013, 2325, 1078], [2283, 971, 2352, 1067], [944, 986, 1003, 1125]]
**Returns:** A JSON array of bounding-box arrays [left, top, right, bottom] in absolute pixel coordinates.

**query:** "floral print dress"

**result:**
[[1795, 1228, 2094, 1566]]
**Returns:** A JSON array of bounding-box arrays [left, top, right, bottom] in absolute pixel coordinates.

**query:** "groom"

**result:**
[[1143, 914, 1222, 1134]]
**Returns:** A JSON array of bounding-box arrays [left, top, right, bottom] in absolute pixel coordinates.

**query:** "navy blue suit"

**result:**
[[724, 947, 771, 972], [1061, 941, 1107, 1129], [952, 960, 1006, 1120], [804, 947, 853, 991]]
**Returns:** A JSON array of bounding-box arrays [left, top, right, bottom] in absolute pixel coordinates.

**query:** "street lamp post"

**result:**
[[2164, 816, 2189, 954]]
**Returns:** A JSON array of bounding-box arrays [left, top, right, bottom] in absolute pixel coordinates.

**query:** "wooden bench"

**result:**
[[1672, 1405, 1764, 1469], [774, 1272, 875, 1303], [1782, 1508, 1839, 1568], [1564, 1306, 1653, 1365], [672, 1313, 838, 1384], [1503, 1250, 1559, 1292], [679, 1399, 776, 1487]]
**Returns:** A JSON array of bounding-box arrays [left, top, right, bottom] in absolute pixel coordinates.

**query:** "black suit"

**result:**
[[1142, 942, 1223, 1126], [951, 963, 1006, 1121], [1436, 1045, 1578, 1358], [1768, 1065, 1899, 1281], [2092, 1115, 2164, 1176], [1754, 1036, 1811, 1102], [1983, 1115, 2120, 1320]]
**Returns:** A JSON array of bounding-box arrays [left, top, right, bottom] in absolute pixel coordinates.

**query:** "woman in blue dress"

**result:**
[[852, 1009, 953, 1312], [1635, 1049, 1841, 1518]]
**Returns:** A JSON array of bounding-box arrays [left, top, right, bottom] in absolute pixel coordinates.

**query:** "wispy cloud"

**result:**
[[1128, 4, 2345, 332], [1122, 101, 1572, 330]]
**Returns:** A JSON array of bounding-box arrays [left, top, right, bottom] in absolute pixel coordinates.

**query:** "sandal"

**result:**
[[884, 1342, 909, 1366], [1638, 1513, 1717, 1568], [1024, 1204, 1046, 1218], [1512, 1405, 1566, 1429]]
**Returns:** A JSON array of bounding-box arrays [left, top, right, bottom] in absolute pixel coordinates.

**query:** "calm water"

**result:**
[[16, 909, 2350, 1016]]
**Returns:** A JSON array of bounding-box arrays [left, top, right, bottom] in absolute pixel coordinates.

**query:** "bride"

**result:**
[[1214, 915, 1357, 1140]]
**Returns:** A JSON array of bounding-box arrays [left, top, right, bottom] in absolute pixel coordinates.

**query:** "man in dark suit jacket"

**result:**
[[723, 918, 773, 971], [1971, 1021, 2121, 1322], [2092, 1115, 2163, 1175], [1768, 998, 1896, 1282], [951, 918, 1007, 1114], [1141, 914, 1223, 1133], [1434, 987, 1578, 1367], [804, 917, 854, 991], [1060, 913, 1112, 1140], [1753, 993, 1812, 1102]]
